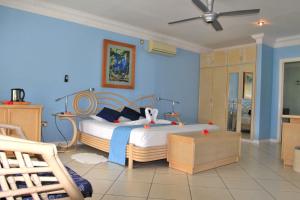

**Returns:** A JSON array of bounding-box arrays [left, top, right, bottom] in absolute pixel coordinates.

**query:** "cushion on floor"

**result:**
[[0, 166, 93, 199]]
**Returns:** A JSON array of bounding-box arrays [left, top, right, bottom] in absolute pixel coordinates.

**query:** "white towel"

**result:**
[[145, 108, 158, 123]]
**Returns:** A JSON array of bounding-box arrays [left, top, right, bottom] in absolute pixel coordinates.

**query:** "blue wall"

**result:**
[[0, 6, 200, 142], [270, 45, 300, 139], [254, 44, 263, 139], [254, 44, 274, 140], [258, 44, 273, 139]]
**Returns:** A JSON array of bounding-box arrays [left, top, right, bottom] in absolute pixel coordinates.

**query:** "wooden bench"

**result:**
[[167, 131, 241, 174]]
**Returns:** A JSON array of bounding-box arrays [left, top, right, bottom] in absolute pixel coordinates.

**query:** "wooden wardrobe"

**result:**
[[198, 50, 228, 130], [198, 45, 256, 133]]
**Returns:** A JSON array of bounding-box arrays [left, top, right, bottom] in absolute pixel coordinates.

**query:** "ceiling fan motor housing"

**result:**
[[203, 12, 217, 22]]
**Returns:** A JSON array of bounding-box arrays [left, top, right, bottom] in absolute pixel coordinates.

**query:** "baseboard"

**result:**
[[242, 138, 280, 144]]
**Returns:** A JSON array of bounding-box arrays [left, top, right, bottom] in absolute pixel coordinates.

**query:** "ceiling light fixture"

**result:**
[[256, 19, 265, 27]]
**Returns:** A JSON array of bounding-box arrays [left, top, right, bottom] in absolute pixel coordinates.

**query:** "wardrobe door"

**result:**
[[199, 68, 213, 123], [200, 53, 213, 68], [212, 51, 227, 67], [227, 65, 255, 139], [212, 67, 228, 130], [243, 45, 256, 64], [228, 48, 242, 65]]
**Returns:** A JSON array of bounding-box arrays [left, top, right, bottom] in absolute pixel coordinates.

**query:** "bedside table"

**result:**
[[164, 112, 182, 123], [54, 113, 78, 150]]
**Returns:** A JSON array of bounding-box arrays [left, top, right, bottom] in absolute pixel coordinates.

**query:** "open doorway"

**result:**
[[283, 62, 300, 116], [277, 58, 300, 142]]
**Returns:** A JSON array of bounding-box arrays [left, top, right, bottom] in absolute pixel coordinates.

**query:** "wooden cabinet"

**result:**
[[0, 105, 43, 141], [198, 67, 227, 130], [227, 45, 256, 65], [168, 131, 241, 174], [201, 50, 227, 68], [281, 116, 300, 166]]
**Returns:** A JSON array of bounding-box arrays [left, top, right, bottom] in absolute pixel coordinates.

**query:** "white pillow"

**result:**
[[89, 115, 107, 122], [118, 116, 131, 122], [90, 115, 132, 123]]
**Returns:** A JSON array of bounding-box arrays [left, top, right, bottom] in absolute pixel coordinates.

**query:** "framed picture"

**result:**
[[102, 39, 136, 89], [243, 72, 253, 99]]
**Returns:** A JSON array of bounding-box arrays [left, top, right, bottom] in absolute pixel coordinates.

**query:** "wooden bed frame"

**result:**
[[73, 92, 168, 169], [79, 132, 167, 169]]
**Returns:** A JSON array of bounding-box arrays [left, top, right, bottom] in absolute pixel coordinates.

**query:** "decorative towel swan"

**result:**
[[145, 108, 158, 124]]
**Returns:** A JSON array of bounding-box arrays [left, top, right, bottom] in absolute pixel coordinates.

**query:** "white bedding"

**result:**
[[79, 119, 219, 148]]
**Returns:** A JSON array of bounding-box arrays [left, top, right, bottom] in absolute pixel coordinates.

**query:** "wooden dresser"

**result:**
[[0, 105, 43, 141]]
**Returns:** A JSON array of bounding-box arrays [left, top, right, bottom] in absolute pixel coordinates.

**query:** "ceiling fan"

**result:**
[[168, 0, 260, 31]]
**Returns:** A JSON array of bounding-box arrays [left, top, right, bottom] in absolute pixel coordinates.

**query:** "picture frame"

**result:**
[[102, 39, 136, 89], [243, 72, 253, 99]]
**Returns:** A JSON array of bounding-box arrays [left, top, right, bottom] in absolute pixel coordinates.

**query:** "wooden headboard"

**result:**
[[73, 91, 157, 116]]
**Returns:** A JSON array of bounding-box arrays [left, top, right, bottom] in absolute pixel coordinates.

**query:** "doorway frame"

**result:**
[[277, 57, 300, 142]]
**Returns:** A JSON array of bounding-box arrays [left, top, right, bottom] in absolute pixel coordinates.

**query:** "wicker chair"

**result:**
[[0, 124, 84, 200]]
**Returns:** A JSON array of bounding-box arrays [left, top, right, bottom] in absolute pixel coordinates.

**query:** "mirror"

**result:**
[[227, 72, 239, 131], [243, 72, 253, 99]]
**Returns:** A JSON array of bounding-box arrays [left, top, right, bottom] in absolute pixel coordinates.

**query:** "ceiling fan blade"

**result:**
[[211, 20, 223, 31], [219, 9, 260, 17], [168, 16, 202, 25], [192, 0, 209, 12]]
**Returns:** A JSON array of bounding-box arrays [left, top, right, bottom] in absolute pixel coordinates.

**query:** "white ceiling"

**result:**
[[37, 0, 300, 48]]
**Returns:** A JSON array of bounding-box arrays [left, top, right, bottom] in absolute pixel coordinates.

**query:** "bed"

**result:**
[[73, 92, 219, 169]]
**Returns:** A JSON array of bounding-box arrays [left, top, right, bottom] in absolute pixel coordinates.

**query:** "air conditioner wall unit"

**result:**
[[148, 40, 177, 56]]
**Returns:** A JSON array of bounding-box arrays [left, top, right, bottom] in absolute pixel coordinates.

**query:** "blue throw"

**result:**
[[109, 124, 168, 165], [109, 125, 143, 165]]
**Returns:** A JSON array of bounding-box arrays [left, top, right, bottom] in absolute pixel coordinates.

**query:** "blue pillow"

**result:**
[[140, 107, 146, 118], [121, 107, 140, 121], [96, 107, 121, 122]]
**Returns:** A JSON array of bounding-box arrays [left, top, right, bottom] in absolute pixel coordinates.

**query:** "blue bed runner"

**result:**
[[109, 124, 168, 165]]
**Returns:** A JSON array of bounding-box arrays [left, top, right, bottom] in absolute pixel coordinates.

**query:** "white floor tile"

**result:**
[[230, 189, 274, 200], [190, 187, 233, 200], [152, 173, 188, 185], [149, 184, 191, 200], [101, 194, 146, 200], [188, 174, 225, 188], [107, 181, 151, 197], [222, 177, 263, 190]]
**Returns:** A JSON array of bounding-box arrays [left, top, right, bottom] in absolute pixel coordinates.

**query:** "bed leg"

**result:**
[[128, 144, 134, 169], [128, 157, 133, 169]]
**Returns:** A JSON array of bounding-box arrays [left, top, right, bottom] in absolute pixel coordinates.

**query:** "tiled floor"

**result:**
[[59, 141, 300, 200]]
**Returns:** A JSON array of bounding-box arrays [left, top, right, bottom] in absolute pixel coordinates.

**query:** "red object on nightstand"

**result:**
[[208, 121, 214, 125], [171, 121, 178, 125], [201, 129, 209, 136]]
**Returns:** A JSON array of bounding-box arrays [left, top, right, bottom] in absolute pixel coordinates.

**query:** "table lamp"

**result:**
[[157, 97, 180, 114], [55, 88, 94, 114]]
